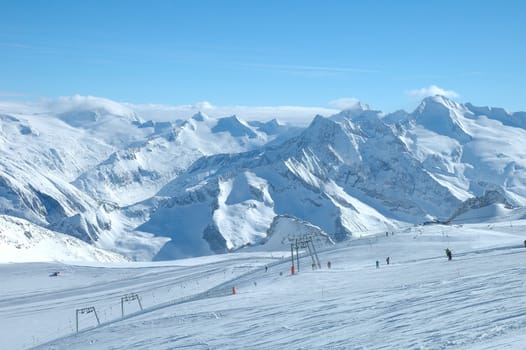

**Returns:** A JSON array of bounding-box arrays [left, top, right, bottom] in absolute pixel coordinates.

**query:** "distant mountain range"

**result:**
[[1, 95, 525, 262]]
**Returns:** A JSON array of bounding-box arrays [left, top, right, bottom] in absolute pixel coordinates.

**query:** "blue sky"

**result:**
[[1, 0, 524, 113]]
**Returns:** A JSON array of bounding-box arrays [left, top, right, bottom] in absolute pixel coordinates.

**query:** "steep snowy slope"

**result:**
[[133, 110, 460, 259], [0, 115, 117, 244], [0, 96, 170, 251], [131, 97, 526, 260], [0, 215, 127, 262], [246, 214, 335, 251], [73, 113, 296, 207], [392, 95, 526, 209], [0, 96, 302, 261], [1, 95, 525, 262]]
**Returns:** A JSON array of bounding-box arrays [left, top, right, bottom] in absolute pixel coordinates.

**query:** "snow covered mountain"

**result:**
[[0, 215, 127, 263], [0, 96, 300, 260], [73, 113, 292, 207], [132, 96, 526, 259], [389, 95, 526, 209], [0, 95, 525, 261]]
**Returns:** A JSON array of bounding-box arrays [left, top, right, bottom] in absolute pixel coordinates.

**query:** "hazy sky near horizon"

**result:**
[[1, 0, 524, 113]]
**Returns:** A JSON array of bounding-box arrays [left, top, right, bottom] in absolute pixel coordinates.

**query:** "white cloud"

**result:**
[[407, 85, 459, 99], [43, 95, 136, 117], [193, 101, 214, 110], [329, 97, 369, 110], [131, 103, 338, 126], [0, 95, 340, 126]]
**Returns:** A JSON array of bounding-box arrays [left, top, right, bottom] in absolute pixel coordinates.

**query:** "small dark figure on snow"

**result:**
[[265, 265, 268, 272], [386, 256, 390, 265], [375, 260, 380, 269], [327, 261, 332, 269], [386, 232, 389, 237], [445, 248, 452, 261], [524, 240, 526, 248]]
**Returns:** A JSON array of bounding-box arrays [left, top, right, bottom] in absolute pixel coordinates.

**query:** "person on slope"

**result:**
[[445, 248, 452, 261], [386, 256, 390, 265]]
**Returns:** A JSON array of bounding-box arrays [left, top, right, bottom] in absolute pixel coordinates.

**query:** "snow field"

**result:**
[[0, 255, 279, 349], [1, 222, 526, 349]]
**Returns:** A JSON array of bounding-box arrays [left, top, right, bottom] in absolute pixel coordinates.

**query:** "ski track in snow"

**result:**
[[1, 224, 526, 349]]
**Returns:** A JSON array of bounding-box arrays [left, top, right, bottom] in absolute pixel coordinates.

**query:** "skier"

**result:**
[[445, 248, 452, 261], [386, 256, 390, 265], [327, 261, 332, 269], [524, 240, 526, 247], [265, 265, 268, 272], [375, 260, 380, 269]]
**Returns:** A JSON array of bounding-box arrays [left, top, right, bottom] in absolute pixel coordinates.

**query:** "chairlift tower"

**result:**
[[121, 293, 143, 318], [75, 306, 100, 333], [288, 233, 321, 273]]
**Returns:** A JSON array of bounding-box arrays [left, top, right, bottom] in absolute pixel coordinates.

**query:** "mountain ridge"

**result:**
[[0, 95, 525, 261]]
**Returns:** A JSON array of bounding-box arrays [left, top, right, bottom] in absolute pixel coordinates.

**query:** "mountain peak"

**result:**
[[212, 115, 258, 138], [191, 111, 209, 122], [418, 95, 462, 112], [347, 100, 370, 111], [329, 97, 370, 112], [266, 118, 284, 127], [249, 118, 288, 135], [52, 95, 142, 128], [413, 95, 471, 143], [300, 114, 355, 150], [329, 104, 382, 124], [414, 94, 467, 118]]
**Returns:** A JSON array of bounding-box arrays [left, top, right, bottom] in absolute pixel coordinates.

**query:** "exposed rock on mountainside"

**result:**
[[1, 95, 525, 260]]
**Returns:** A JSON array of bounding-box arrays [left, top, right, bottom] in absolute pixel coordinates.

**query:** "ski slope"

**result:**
[[1, 222, 526, 349]]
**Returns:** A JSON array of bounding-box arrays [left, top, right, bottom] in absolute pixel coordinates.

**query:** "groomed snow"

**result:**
[[2, 221, 525, 349]]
